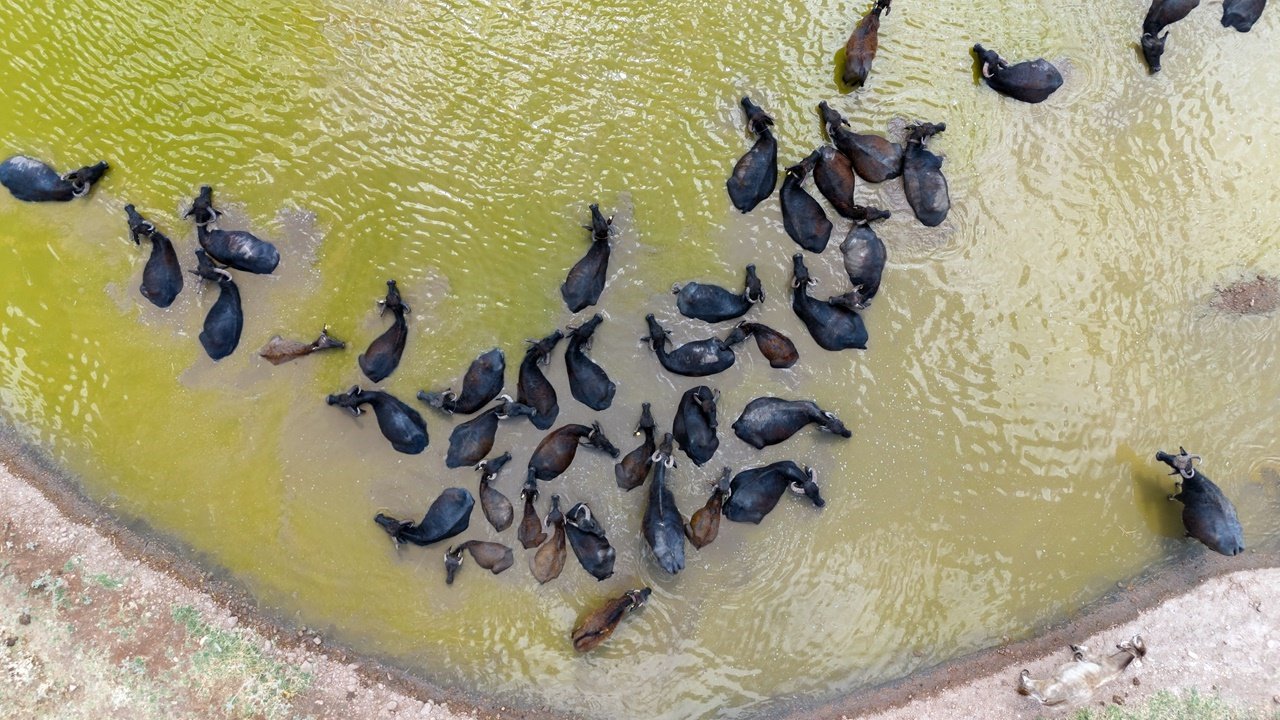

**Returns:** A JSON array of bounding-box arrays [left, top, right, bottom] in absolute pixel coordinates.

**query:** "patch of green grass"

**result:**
[[29, 570, 69, 609], [170, 604, 313, 720], [1067, 690, 1280, 720], [90, 573, 123, 589]]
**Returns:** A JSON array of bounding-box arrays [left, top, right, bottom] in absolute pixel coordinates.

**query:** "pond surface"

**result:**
[[2, 0, 1279, 718]]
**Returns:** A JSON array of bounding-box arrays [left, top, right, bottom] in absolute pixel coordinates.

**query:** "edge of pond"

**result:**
[[3, 425, 1276, 720]]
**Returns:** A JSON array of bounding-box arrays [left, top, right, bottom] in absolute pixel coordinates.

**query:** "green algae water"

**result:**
[[2, 0, 1280, 716]]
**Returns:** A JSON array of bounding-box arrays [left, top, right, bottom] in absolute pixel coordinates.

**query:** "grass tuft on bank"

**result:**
[[1067, 690, 1280, 720]]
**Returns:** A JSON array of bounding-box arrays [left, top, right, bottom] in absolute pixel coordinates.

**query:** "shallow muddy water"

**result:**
[[2, 0, 1279, 717]]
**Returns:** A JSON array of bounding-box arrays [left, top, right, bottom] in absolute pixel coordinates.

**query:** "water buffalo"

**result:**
[[190, 250, 243, 361], [614, 403, 657, 491], [781, 152, 834, 252], [477, 452, 514, 532], [517, 477, 547, 549], [572, 588, 651, 652], [738, 322, 799, 368], [565, 314, 617, 411], [1141, 0, 1200, 72], [565, 502, 616, 581], [183, 186, 280, 274], [674, 265, 764, 323], [375, 487, 473, 546], [0, 156, 107, 202], [831, 205, 892, 309], [644, 314, 746, 377], [673, 386, 719, 466], [902, 122, 950, 227], [685, 467, 732, 549], [732, 397, 851, 449], [791, 254, 869, 351], [974, 45, 1063, 104], [124, 205, 184, 308], [1222, 0, 1265, 30], [326, 385, 428, 455], [444, 540, 514, 585], [643, 434, 686, 574], [1140, 32, 1168, 74], [843, 0, 892, 88], [528, 422, 619, 482], [724, 462, 825, 524], [813, 145, 859, 219], [561, 204, 614, 313], [444, 397, 535, 468], [1156, 448, 1245, 556], [530, 495, 567, 584], [419, 348, 506, 415], [819, 102, 903, 183], [1019, 636, 1146, 706], [517, 330, 564, 430], [726, 97, 778, 213], [258, 326, 345, 365], [358, 280, 409, 384]]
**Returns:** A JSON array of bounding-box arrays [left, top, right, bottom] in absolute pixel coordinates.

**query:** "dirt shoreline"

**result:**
[[1, 431, 1277, 720]]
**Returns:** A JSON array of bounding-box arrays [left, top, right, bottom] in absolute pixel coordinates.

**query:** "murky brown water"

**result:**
[[1, 0, 1278, 717]]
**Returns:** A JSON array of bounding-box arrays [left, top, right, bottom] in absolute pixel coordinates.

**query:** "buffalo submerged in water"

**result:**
[[0, 156, 107, 202]]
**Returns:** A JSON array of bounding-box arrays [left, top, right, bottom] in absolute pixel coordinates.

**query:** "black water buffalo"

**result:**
[[1141, 0, 1201, 72], [528, 422, 619, 482], [644, 314, 746, 377], [685, 467, 732, 549], [565, 314, 616, 411], [259, 326, 345, 365], [444, 540, 514, 585], [445, 397, 535, 468], [125, 205, 184, 308], [0, 156, 107, 202], [184, 186, 280, 274], [530, 495, 567, 584], [781, 152, 834, 252], [358, 280, 409, 384], [571, 587, 651, 652], [614, 403, 657, 491], [674, 265, 764, 323], [732, 397, 851, 449], [974, 45, 1063, 104], [902, 123, 950, 227], [843, 0, 892, 88], [477, 452, 515, 532], [813, 145, 859, 219], [644, 434, 686, 574], [517, 478, 547, 549], [375, 487, 473, 546], [739, 322, 799, 369], [326, 385, 428, 455], [726, 96, 778, 213], [791, 254, 869, 351], [673, 386, 719, 466], [565, 502, 616, 581], [724, 462, 825, 524], [419, 348, 505, 415], [1156, 448, 1245, 556], [1140, 32, 1168, 74], [1222, 0, 1265, 30], [561, 204, 614, 313], [190, 250, 243, 361], [819, 102, 903, 183], [831, 205, 892, 309], [517, 330, 564, 430]]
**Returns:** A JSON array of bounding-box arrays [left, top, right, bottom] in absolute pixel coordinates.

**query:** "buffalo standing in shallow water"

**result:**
[[561, 204, 614, 313], [614, 403, 657, 491], [518, 478, 547, 549], [419, 348, 505, 415], [190, 250, 243, 361], [444, 397, 534, 468], [643, 434, 686, 574], [832, 205, 892, 309], [644, 314, 746, 377], [259, 326, 345, 365], [781, 152, 834, 252], [673, 386, 719, 466], [565, 502, 616, 580], [1141, 0, 1201, 73], [685, 467, 732, 549], [530, 495, 567, 584], [0, 156, 107, 202], [732, 397, 851, 449], [358, 280, 409, 384], [572, 588, 650, 652], [326, 385, 428, 455], [902, 123, 950, 228], [184, 186, 280, 274], [739, 322, 799, 368], [974, 45, 1063, 104], [1221, 0, 1266, 30], [813, 145, 860, 219], [790, 254, 869, 351], [1156, 448, 1245, 556], [565, 315, 616, 411], [842, 0, 892, 88], [724, 462, 825, 524], [528, 422, 619, 482], [477, 452, 515, 532], [819, 102, 903, 183], [674, 265, 764, 323], [125, 205, 183, 308], [726, 97, 778, 213], [375, 487, 473, 546], [517, 330, 563, 430], [444, 540, 514, 585]]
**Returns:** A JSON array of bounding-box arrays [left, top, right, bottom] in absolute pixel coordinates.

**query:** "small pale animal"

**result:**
[[1018, 635, 1146, 706]]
